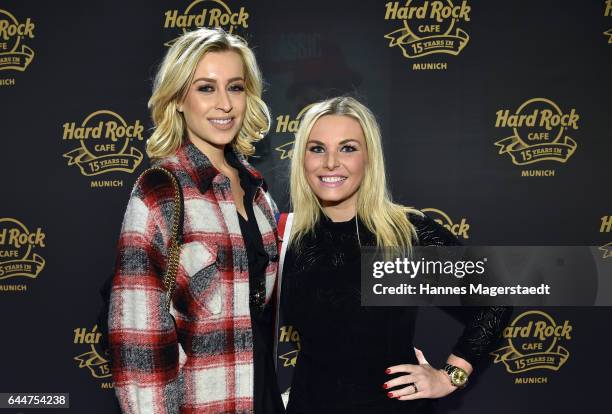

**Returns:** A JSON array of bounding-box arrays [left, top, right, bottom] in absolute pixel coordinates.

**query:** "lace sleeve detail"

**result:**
[[410, 212, 461, 247], [411, 212, 513, 365], [451, 306, 512, 365]]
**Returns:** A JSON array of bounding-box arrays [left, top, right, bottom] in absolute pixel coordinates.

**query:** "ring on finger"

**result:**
[[408, 382, 419, 394]]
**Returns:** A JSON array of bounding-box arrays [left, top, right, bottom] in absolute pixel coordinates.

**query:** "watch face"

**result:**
[[451, 368, 468, 386]]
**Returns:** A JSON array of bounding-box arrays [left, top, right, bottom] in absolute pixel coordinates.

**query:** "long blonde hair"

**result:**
[[289, 96, 422, 250], [147, 27, 270, 158]]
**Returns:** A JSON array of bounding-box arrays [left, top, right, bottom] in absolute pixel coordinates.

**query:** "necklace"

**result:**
[[354, 215, 362, 247]]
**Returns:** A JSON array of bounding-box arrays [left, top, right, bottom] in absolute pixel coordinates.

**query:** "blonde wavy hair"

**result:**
[[289, 96, 422, 250], [147, 27, 270, 158]]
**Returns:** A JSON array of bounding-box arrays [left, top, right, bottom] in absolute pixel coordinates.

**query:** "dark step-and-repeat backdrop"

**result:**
[[1, 1, 611, 413]]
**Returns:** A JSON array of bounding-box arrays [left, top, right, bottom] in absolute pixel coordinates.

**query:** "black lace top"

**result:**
[[281, 213, 512, 414]]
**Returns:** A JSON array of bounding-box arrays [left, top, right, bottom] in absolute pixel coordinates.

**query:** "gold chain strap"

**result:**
[[136, 167, 182, 312]]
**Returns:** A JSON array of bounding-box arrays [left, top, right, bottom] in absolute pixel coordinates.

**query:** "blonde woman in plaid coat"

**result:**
[[109, 28, 284, 414]]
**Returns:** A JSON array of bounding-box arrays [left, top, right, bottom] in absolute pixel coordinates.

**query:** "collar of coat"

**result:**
[[174, 140, 266, 194]]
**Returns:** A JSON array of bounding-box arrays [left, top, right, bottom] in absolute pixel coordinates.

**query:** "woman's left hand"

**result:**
[[383, 347, 456, 401]]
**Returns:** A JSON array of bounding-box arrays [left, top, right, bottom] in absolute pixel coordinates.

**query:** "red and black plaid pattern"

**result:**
[[109, 141, 279, 413]]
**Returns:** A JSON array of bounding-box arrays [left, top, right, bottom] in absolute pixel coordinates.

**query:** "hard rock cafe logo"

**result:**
[[274, 104, 315, 160], [421, 208, 469, 239], [494, 98, 579, 167], [604, 0, 612, 44], [491, 310, 571, 377], [73, 326, 113, 387], [163, 0, 249, 47], [384, 1, 470, 68], [0, 218, 45, 284], [0, 9, 35, 86], [62, 110, 144, 180], [277, 325, 301, 368], [600, 215, 612, 259]]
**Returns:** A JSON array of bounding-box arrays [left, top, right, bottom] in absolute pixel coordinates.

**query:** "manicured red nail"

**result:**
[[382, 384, 388, 389], [385, 368, 391, 374], [387, 392, 394, 398]]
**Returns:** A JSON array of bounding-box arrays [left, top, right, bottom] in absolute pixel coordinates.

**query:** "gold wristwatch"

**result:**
[[443, 364, 469, 388]]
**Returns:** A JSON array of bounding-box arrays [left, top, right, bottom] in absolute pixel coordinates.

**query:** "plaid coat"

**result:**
[[109, 141, 280, 413]]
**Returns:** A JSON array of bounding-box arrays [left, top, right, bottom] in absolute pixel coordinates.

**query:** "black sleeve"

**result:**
[[449, 306, 512, 366], [411, 212, 513, 367], [410, 212, 462, 247]]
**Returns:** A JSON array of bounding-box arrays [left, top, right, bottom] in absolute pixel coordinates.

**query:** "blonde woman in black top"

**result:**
[[280, 96, 511, 413]]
